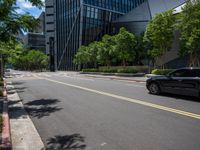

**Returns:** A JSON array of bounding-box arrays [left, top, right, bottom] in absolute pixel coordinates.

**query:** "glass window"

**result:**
[[171, 69, 191, 77]]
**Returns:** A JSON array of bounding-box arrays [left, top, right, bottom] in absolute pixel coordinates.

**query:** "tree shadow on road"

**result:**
[[9, 99, 62, 119], [24, 99, 62, 119], [9, 81, 25, 86], [46, 134, 86, 150]]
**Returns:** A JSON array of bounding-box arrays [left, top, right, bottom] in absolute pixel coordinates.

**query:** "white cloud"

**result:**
[[16, 0, 43, 17], [17, 0, 35, 9]]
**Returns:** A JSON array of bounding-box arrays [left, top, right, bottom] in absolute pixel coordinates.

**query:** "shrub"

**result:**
[[82, 66, 148, 73], [0, 81, 4, 87], [99, 67, 118, 73], [152, 69, 174, 75], [117, 68, 138, 73], [0, 115, 2, 133], [0, 90, 3, 97], [82, 69, 99, 72]]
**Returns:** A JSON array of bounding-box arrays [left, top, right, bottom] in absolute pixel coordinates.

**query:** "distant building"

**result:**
[[24, 32, 45, 53], [35, 12, 45, 34], [24, 12, 46, 53], [45, 0, 186, 70]]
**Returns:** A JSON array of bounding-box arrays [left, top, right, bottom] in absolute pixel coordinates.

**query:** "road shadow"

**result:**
[[9, 99, 62, 119], [6, 85, 27, 94], [46, 134, 86, 150], [9, 81, 25, 86], [24, 99, 62, 119], [158, 93, 200, 102]]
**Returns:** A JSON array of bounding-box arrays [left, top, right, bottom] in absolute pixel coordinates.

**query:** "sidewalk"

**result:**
[[6, 82, 45, 150], [83, 74, 147, 82]]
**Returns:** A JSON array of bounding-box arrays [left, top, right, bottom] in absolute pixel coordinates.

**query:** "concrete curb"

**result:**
[[80, 72, 145, 77], [7, 82, 45, 150], [1, 81, 12, 150], [85, 75, 146, 83]]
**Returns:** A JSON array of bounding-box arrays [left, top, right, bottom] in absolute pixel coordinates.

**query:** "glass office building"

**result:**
[[55, 0, 146, 70]]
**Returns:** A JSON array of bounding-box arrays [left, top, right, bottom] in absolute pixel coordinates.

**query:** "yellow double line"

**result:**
[[34, 75, 200, 120]]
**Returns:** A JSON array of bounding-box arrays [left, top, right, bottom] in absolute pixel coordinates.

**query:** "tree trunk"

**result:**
[[189, 52, 200, 67]]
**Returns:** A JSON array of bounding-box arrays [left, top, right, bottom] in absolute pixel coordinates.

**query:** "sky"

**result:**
[[16, 0, 44, 18]]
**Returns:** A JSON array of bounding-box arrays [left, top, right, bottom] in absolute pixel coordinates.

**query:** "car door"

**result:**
[[170, 69, 199, 96], [160, 69, 186, 94], [180, 69, 200, 97]]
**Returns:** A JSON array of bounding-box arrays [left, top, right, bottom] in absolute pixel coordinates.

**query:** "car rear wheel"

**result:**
[[148, 82, 160, 95]]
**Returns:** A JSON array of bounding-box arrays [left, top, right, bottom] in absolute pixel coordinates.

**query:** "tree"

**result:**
[[0, 0, 43, 76], [179, 0, 200, 67], [9, 48, 49, 71], [115, 27, 137, 66], [87, 42, 99, 68], [0, 0, 43, 42], [97, 34, 117, 66], [73, 46, 90, 68], [134, 33, 148, 65], [144, 10, 175, 68]]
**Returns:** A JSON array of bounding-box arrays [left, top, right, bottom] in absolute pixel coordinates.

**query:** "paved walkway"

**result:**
[[6, 82, 44, 150]]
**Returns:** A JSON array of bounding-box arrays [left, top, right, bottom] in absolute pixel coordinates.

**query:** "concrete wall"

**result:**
[[148, 0, 186, 17], [112, 1, 151, 35], [35, 12, 45, 33]]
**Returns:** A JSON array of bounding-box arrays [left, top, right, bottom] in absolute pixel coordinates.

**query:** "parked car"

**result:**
[[146, 67, 200, 97]]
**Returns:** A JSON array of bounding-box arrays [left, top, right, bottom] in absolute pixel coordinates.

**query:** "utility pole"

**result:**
[[49, 37, 55, 72]]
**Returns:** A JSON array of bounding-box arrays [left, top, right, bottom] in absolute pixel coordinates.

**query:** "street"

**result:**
[[7, 71, 200, 150]]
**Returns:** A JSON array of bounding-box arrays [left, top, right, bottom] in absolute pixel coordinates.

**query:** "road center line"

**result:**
[[35, 75, 200, 120]]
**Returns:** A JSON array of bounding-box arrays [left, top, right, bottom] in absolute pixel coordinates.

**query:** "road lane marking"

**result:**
[[34, 76, 200, 120], [125, 84, 145, 88], [63, 75, 94, 81]]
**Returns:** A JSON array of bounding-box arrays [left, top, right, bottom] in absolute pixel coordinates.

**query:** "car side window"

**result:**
[[171, 69, 190, 77], [191, 70, 200, 77]]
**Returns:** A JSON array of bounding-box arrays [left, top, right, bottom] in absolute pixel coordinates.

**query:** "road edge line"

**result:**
[[44, 77, 200, 120]]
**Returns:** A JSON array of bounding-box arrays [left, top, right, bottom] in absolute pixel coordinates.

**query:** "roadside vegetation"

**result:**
[[0, 0, 44, 76], [82, 66, 148, 74], [151, 69, 174, 75], [74, 27, 149, 73], [74, 0, 200, 75], [7, 44, 49, 71], [0, 78, 4, 134]]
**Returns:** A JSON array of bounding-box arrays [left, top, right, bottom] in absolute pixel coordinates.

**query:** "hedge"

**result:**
[[82, 66, 148, 73], [151, 69, 174, 75]]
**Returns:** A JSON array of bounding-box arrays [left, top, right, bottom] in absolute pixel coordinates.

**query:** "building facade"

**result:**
[[24, 33, 45, 53], [24, 12, 46, 53], [45, 0, 186, 70]]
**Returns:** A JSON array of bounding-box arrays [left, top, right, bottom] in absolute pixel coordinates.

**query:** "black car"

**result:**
[[146, 67, 200, 97]]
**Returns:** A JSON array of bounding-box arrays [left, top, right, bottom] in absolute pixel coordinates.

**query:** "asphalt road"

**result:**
[[7, 70, 200, 150]]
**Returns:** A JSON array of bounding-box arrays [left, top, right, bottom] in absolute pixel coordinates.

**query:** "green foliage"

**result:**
[[144, 10, 175, 66], [97, 35, 117, 66], [115, 27, 137, 66], [82, 66, 148, 74], [74, 27, 140, 68], [0, 81, 4, 87], [0, 115, 2, 133], [179, 0, 200, 66], [134, 33, 148, 65], [73, 45, 90, 67], [151, 69, 174, 75], [0, 0, 43, 42], [8, 45, 49, 71]]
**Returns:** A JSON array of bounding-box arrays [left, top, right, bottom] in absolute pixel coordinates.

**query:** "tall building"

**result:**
[[45, 0, 186, 71], [24, 12, 46, 53]]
